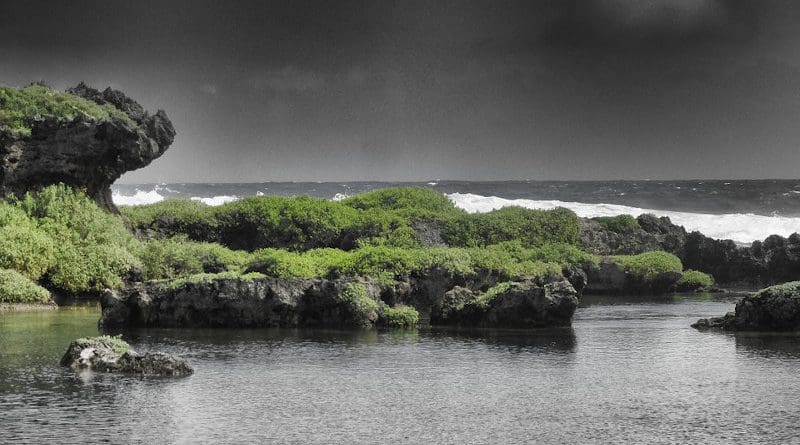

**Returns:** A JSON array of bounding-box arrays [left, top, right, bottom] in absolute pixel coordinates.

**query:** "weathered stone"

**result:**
[[0, 83, 175, 211], [60, 336, 193, 376], [583, 258, 682, 295], [692, 282, 800, 331]]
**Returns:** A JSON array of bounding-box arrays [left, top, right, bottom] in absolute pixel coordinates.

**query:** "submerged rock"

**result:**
[[60, 335, 193, 376], [0, 83, 175, 211], [692, 281, 800, 331]]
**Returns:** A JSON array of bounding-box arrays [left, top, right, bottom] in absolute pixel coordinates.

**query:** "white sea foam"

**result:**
[[190, 195, 239, 206], [111, 189, 165, 206], [332, 193, 349, 201], [447, 192, 800, 244]]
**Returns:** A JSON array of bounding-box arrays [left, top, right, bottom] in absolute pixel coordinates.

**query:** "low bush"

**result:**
[[136, 238, 249, 280], [441, 206, 580, 248], [215, 195, 363, 251], [14, 185, 142, 293], [594, 214, 640, 232], [676, 270, 714, 290], [0, 221, 56, 281], [613, 251, 683, 279], [336, 282, 379, 327], [0, 268, 51, 304], [381, 305, 420, 328], [121, 199, 218, 241], [0, 84, 133, 136], [341, 187, 461, 219]]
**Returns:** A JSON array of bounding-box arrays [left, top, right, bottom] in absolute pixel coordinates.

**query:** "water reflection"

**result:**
[[734, 332, 800, 359]]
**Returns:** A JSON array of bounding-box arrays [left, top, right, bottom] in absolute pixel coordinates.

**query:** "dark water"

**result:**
[[113, 179, 800, 216], [4, 296, 800, 444]]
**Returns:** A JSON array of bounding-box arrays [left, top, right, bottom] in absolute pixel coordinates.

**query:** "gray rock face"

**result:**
[[692, 281, 800, 331], [431, 277, 579, 328], [101, 276, 385, 329], [583, 258, 682, 295], [60, 336, 193, 376], [0, 83, 175, 211], [100, 274, 580, 329]]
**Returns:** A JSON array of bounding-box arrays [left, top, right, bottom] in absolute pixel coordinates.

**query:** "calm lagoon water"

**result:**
[[3, 296, 800, 444]]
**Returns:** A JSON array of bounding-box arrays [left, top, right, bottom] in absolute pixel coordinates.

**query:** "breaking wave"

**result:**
[[447, 192, 800, 244]]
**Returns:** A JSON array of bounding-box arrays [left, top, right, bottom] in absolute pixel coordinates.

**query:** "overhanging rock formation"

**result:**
[[0, 82, 175, 211]]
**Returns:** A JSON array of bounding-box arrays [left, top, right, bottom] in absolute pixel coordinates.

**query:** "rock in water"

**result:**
[[692, 281, 800, 331], [0, 83, 175, 211], [60, 335, 193, 376]]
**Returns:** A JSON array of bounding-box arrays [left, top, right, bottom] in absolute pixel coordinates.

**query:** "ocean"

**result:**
[[111, 180, 800, 244]]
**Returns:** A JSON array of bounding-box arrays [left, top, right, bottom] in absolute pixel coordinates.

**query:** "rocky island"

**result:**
[[2, 83, 800, 331]]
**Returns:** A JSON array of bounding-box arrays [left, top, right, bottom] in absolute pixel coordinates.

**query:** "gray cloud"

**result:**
[[250, 67, 325, 93]]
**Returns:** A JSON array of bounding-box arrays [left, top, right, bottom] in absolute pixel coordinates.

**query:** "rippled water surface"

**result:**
[[3, 296, 800, 444]]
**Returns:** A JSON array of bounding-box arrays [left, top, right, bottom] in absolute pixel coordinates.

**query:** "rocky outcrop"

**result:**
[[60, 336, 193, 376], [100, 276, 384, 329], [0, 83, 175, 211], [692, 282, 800, 331], [581, 214, 800, 287], [583, 258, 682, 295], [431, 277, 578, 328], [100, 273, 579, 329]]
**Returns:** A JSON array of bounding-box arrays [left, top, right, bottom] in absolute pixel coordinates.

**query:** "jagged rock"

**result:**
[[100, 276, 385, 329], [432, 277, 579, 328], [0, 83, 175, 211], [101, 273, 580, 329], [580, 213, 800, 287], [692, 282, 800, 331], [60, 336, 193, 376]]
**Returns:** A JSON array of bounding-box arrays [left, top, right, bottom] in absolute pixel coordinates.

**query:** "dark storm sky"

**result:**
[[2, 0, 800, 182]]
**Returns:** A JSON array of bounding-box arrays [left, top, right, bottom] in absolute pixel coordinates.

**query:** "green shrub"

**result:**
[[215, 195, 363, 251], [166, 271, 267, 288], [594, 214, 640, 232], [15, 184, 141, 293], [676, 270, 714, 290], [342, 187, 461, 219], [0, 268, 51, 304], [752, 281, 800, 300], [613, 251, 683, 279], [121, 199, 218, 241], [0, 84, 133, 136], [473, 281, 513, 307], [442, 206, 580, 248], [74, 335, 131, 355], [136, 238, 250, 280], [246, 248, 337, 279], [0, 222, 56, 281], [382, 305, 419, 328], [336, 282, 379, 327]]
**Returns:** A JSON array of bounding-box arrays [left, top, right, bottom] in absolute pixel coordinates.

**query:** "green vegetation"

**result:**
[[752, 281, 800, 300], [594, 214, 639, 232], [381, 305, 420, 328], [0, 84, 133, 136], [75, 335, 131, 355], [136, 237, 248, 280], [613, 251, 683, 279], [121, 187, 582, 253], [441, 206, 580, 247], [342, 187, 462, 219], [0, 269, 51, 304], [336, 283, 379, 327], [245, 243, 570, 285], [16, 184, 142, 293], [121, 199, 218, 241], [676, 270, 714, 290], [473, 281, 513, 308], [166, 271, 267, 289]]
